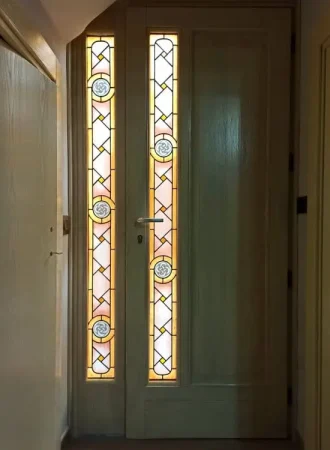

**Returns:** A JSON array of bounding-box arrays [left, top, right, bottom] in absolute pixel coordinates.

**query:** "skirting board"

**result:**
[[61, 427, 71, 447], [295, 430, 305, 450]]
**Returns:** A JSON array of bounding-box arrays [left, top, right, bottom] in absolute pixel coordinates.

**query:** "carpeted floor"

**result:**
[[62, 438, 299, 450]]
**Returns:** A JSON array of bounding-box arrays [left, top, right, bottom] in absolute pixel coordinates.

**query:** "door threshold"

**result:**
[[62, 437, 299, 450]]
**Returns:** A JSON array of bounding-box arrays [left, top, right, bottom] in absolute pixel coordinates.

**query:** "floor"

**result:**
[[62, 438, 299, 450]]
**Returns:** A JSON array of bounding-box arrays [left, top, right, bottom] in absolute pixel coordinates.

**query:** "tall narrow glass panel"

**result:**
[[86, 36, 115, 379], [149, 34, 178, 381]]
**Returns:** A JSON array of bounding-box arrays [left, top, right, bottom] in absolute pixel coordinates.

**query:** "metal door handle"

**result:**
[[136, 217, 164, 224]]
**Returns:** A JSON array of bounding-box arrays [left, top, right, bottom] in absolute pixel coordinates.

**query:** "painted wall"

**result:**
[[40, 0, 116, 43]]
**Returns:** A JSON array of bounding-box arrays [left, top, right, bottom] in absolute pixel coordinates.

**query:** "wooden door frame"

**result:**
[[68, 0, 304, 441], [303, 35, 330, 450]]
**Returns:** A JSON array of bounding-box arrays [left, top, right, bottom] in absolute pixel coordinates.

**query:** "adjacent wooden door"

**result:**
[[0, 39, 58, 449]]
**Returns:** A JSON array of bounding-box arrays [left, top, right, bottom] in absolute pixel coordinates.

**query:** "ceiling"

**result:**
[[40, 0, 116, 43]]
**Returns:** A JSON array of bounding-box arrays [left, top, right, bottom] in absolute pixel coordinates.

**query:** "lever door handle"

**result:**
[[136, 217, 164, 224]]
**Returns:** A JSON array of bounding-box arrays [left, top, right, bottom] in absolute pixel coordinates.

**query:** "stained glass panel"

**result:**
[[149, 34, 178, 381], [86, 36, 115, 379]]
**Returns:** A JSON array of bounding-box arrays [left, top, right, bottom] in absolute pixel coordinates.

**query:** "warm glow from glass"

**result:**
[[149, 34, 178, 381], [86, 36, 115, 379]]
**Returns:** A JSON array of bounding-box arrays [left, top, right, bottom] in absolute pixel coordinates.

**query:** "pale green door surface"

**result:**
[[126, 7, 291, 439]]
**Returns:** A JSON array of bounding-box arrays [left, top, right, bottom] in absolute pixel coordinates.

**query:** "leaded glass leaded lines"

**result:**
[[149, 34, 178, 381], [86, 36, 115, 379]]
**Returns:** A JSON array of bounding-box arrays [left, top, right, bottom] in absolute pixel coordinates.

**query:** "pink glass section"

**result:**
[[87, 37, 115, 379], [149, 35, 178, 380]]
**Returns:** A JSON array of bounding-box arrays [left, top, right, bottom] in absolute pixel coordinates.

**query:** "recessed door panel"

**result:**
[[191, 31, 268, 386]]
